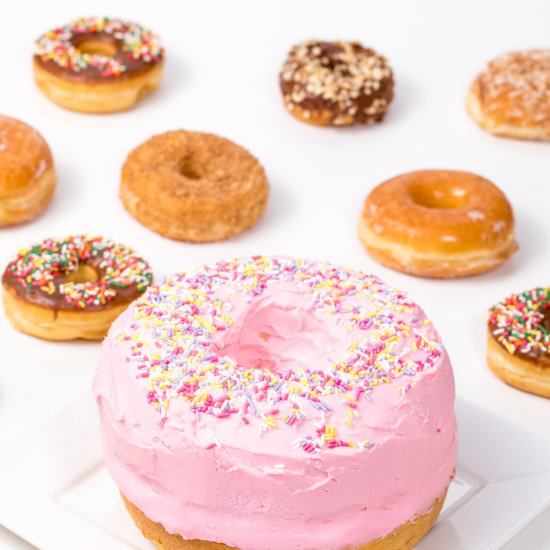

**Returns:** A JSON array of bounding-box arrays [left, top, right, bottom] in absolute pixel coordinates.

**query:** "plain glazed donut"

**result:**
[[280, 40, 394, 126], [94, 256, 456, 550], [120, 130, 269, 242], [467, 50, 550, 141], [33, 17, 164, 113], [358, 170, 517, 278], [2, 235, 152, 340], [488, 287, 550, 398], [0, 115, 56, 226]]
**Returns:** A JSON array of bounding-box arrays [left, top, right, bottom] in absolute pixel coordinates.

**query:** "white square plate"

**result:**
[[0, 394, 549, 550]]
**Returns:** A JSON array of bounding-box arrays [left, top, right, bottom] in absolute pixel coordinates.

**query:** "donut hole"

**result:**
[[178, 156, 203, 180], [409, 182, 469, 210], [65, 264, 98, 284], [214, 286, 346, 373], [74, 38, 117, 58]]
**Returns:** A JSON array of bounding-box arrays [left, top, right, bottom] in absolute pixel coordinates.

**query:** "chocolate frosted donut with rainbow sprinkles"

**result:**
[[280, 40, 394, 126], [2, 235, 152, 341], [94, 256, 456, 550], [33, 17, 164, 113], [488, 287, 550, 398]]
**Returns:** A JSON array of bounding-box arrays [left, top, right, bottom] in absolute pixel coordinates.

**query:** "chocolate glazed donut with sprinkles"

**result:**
[[487, 287, 550, 398], [33, 16, 165, 113], [2, 235, 152, 341]]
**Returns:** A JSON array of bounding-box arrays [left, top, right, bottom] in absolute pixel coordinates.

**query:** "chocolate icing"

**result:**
[[2, 255, 143, 311], [34, 18, 164, 83], [34, 31, 158, 83], [280, 40, 394, 125], [489, 311, 550, 367]]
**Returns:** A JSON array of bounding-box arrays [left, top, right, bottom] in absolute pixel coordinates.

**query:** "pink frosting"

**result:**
[[93, 257, 456, 550]]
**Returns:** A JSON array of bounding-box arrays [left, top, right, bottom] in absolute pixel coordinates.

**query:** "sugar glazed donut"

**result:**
[[120, 131, 269, 242], [359, 170, 517, 278], [0, 115, 56, 226], [280, 40, 394, 126], [488, 288, 550, 398], [34, 17, 164, 113], [2, 235, 152, 340], [467, 50, 550, 141], [94, 256, 456, 550]]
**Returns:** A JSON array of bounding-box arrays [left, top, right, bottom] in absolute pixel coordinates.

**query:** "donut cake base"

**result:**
[[358, 217, 517, 279], [0, 169, 56, 227], [487, 334, 550, 398], [33, 60, 164, 114], [120, 183, 269, 243], [121, 490, 448, 550], [2, 287, 128, 341], [467, 84, 550, 142]]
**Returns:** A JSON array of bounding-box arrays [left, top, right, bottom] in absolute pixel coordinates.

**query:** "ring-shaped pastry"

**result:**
[[2, 235, 152, 340], [120, 130, 269, 242], [488, 287, 550, 398], [33, 16, 164, 113], [358, 170, 517, 278]]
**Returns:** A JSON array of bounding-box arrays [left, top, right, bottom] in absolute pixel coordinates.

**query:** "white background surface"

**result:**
[[0, 0, 549, 548]]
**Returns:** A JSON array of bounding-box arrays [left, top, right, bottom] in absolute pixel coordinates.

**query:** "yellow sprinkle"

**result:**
[[265, 416, 278, 428]]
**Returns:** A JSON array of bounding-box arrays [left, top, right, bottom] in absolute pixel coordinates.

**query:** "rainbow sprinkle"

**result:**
[[3, 235, 152, 309], [489, 287, 550, 356], [35, 17, 164, 78], [119, 257, 443, 454]]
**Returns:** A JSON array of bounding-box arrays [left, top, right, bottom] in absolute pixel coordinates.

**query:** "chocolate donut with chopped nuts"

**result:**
[[279, 40, 394, 127]]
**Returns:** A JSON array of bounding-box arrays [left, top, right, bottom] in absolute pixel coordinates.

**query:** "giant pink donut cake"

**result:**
[[93, 256, 456, 550]]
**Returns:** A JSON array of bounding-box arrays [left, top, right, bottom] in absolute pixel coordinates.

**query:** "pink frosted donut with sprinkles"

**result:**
[[33, 16, 165, 113], [94, 256, 456, 550], [487, 287, 550, 398], [2, 235, 152, 341]]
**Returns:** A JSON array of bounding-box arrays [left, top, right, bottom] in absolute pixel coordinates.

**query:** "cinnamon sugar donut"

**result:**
[[488, 287, 550, 398], [280, 40, 394, 126], [2, 235, 152, 340], [0, 115, 56, 226], [120, 131, 269, 242], [358, 170, 517, 278], [34, 17, 164, 113], [467, 49, 550, 141]]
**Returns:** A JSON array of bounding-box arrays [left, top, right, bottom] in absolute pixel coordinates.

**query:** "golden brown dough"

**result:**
[[487, 335, 550, 398]]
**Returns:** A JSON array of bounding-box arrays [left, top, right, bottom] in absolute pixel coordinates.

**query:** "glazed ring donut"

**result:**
[[120, 130, 270, 242], [33, 16, 164, 113], [279, 40, 394, 126], [488, 287, 550, 398], [0, 115, 56, 226], [1, 235, 152, 341], [358, 170, 518, 278], [467, 49, 550, 141]]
